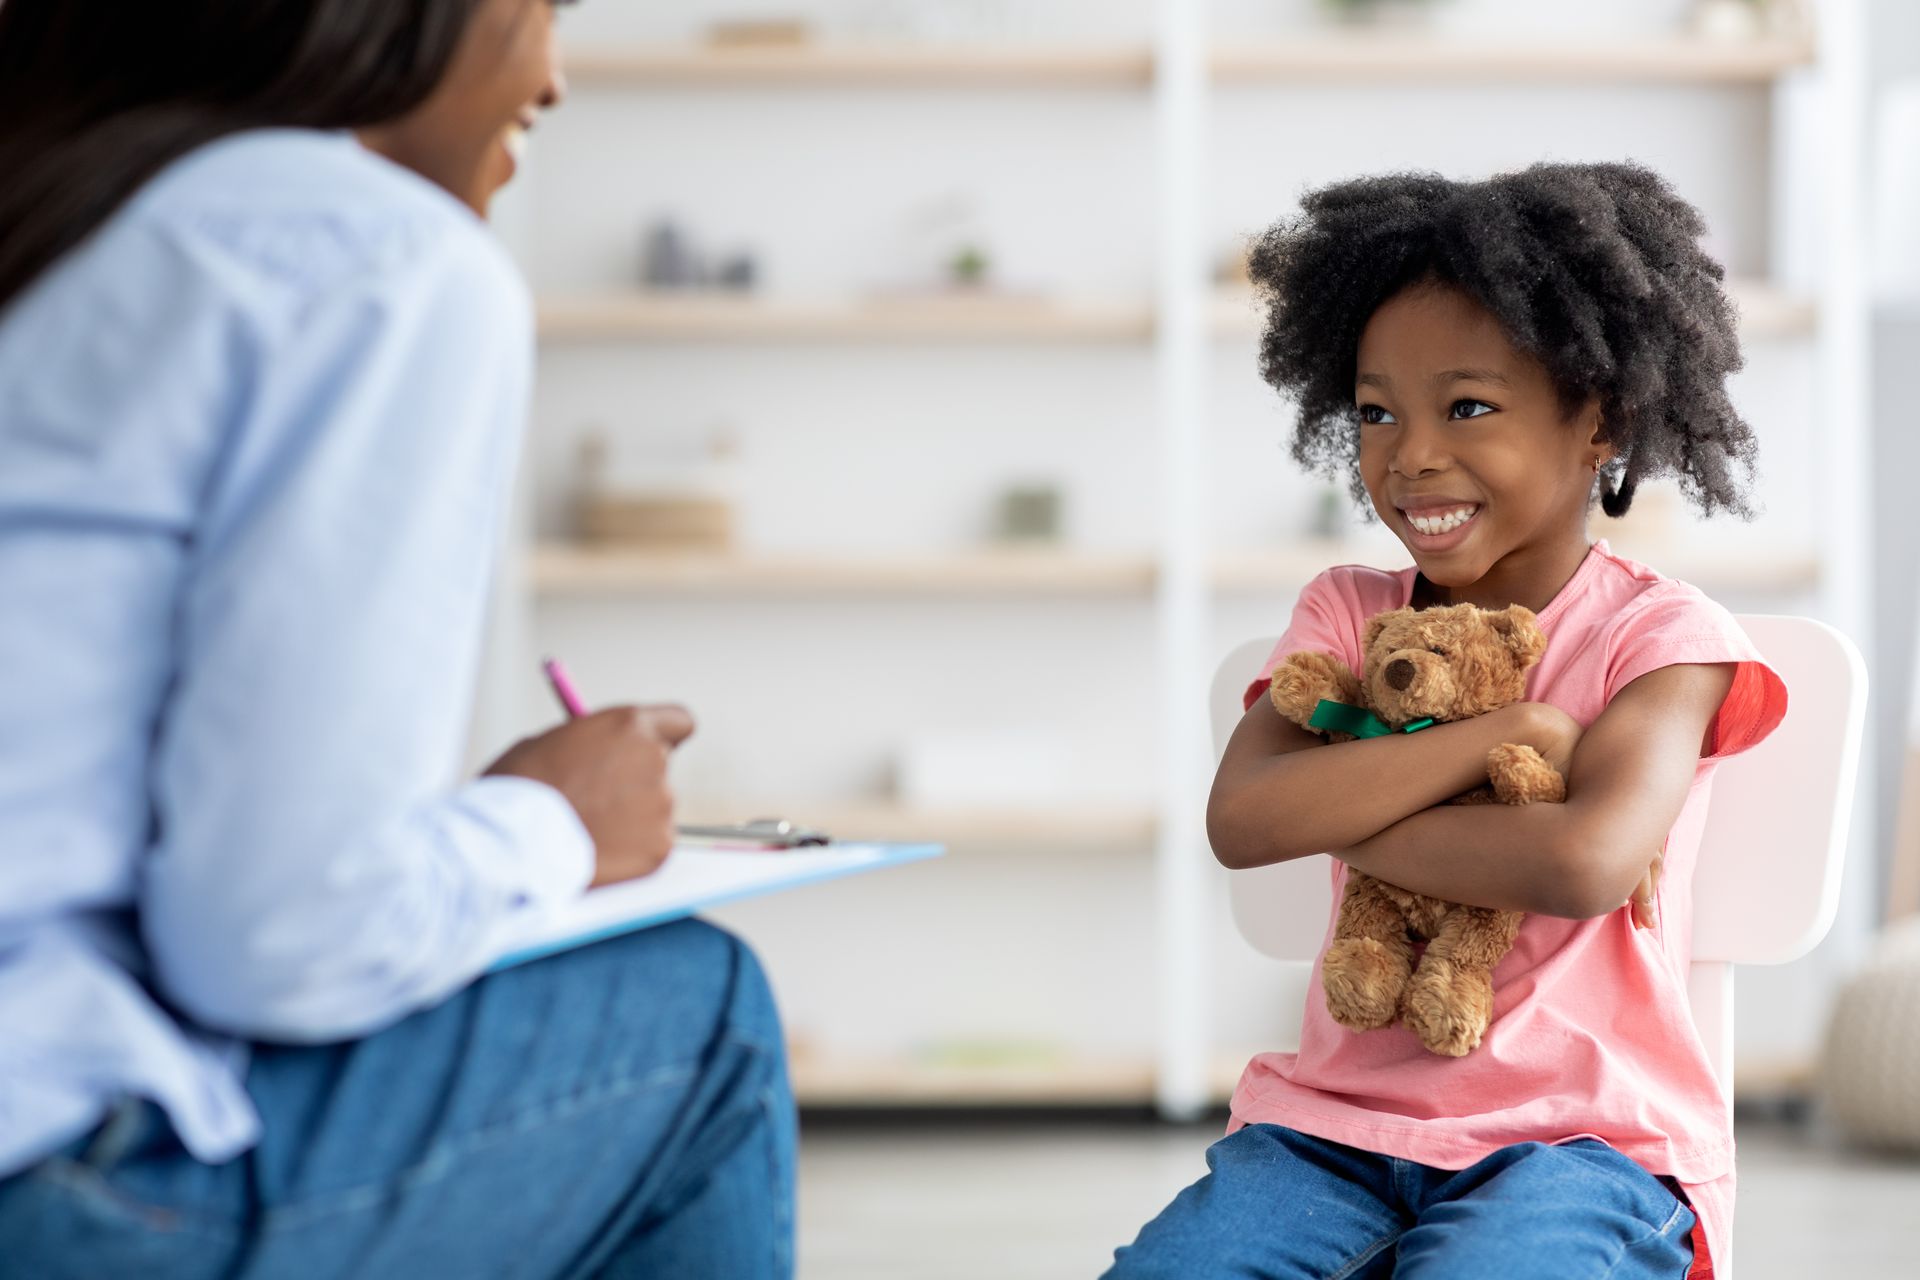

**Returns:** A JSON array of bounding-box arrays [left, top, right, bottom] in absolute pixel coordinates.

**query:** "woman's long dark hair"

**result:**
[[0, 0, 485, 313]]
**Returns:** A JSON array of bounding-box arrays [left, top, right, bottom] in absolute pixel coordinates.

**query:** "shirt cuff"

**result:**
[[457, 775, 596, 905]]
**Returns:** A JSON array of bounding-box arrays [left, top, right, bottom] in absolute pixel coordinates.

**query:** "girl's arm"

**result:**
[[1333, 662, 1736, 919], [1207, 694, 1572, 869]]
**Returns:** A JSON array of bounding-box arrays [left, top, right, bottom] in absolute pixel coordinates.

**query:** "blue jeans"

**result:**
[[1106, 1124, 1696, 1279], [0, 919, 795, 1279]]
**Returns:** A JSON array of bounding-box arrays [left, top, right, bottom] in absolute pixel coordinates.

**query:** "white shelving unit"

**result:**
[[486, 1, 1872, 1115], [536, 293, 1156, 343], [564, 43, 1157, 89]]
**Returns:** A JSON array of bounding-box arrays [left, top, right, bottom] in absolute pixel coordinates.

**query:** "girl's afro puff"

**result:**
[[1248, 161, 1758, 519]]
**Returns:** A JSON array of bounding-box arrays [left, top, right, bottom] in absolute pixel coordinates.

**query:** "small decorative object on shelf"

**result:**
[[1317, 0, 1436, 29], [714, 252, 759, 290], [640, 218, 760, 293], [1689, 0, 1766, 42], [884, 191, 1000, 294], [992, 483, 1064, 543], [573, 427, 739, 551], [641, 219, 702, 289], [706, 17, 813, 48], [1311, 484, 1348, 540], [949, 243, 992, 289]]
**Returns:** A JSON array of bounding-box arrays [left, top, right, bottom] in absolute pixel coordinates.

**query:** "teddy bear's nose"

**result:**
[[1384, 658, 1416, 691]]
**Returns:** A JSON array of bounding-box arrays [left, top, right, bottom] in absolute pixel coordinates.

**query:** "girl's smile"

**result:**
[[1394, 498, 1483, 552]]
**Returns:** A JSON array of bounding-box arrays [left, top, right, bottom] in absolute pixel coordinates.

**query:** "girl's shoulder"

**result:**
[[1297, 559, 1418, 621], [1576, 540, 1732, 635]]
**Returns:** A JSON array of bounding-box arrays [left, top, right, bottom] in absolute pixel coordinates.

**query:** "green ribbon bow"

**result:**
[[1308, 699, 1435, 739]]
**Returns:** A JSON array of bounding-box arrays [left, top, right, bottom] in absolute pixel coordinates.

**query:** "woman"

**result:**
[[0, 2, 795, 1275]]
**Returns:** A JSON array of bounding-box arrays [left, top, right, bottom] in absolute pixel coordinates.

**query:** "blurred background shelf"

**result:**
[[561, 35, 1815, 91], [788, 1051, 1251, 1108], [1211, 32, 1817, 83], [1215, 545, 1824, 596], [529, 545, 1160, 595], [789, 1054, 1160, 1108], [1213, 279, 1816, 341], [564, 43, 1157, 89], [746, 802, 1158, 849], [536, 293, 1155, 343], [543, 281, 1811, 345], [534, 543, 1820, 598]]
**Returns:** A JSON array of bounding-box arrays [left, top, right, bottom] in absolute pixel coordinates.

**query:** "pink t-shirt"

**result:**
[[1231, 539, 1788, 1280]]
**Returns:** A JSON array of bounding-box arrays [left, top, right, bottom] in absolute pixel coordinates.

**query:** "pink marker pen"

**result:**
[[542, 657, 591, 719]]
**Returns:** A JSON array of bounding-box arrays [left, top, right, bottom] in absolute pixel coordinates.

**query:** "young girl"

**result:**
[[1107, 163, 1787, 1279]]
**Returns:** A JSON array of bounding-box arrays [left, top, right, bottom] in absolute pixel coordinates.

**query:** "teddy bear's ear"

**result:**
[[1485, 605, 1548, 667], [1363, 608, 1412, 654]]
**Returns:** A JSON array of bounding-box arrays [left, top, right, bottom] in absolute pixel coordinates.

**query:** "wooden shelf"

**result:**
[[530, 545, 1158, 596], [562, 36, 1814, 90], [541, 279, 1809, 345], [534, 542, 1818, 598], [1212, 278, 1817, 341], [565, 43, 1156, 89], [537, 293, 1153, 344], [1212, 32, 1816, 84], [790, 1051, 1248, 1107], [1216, 542, 1822, 595], [791, 1053, 1156, 1107], [733, 802, 1157, 848]]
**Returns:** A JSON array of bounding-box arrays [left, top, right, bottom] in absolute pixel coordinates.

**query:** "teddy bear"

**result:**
[[1267, 602, 1566, 1057]]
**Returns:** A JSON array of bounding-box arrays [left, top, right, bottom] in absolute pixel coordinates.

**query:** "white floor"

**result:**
[[795, 1112, 1920, 1278]]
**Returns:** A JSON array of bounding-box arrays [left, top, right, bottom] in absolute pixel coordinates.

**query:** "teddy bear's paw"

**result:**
[[1402, 959, 1495, 1057], [1269, 652, 1356, 730], [1322, 938, 1411, 1031], [1487, 743, 1566, 806]]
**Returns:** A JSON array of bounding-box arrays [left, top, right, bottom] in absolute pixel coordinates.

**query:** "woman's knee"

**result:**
[[475, 918, 781, 1065], [605, 919, 782, 1053], [665, 919, 782, 1055]]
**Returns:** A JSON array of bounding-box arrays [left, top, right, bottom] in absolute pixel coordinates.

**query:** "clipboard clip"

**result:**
[[675, 818, 832, 848]]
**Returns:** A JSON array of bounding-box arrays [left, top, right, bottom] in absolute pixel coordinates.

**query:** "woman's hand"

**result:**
[[484, 705, 696, 887]]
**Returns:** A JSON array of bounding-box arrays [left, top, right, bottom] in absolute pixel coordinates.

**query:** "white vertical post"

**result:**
[[1805, 0, 1878, 965], [1152, 0, 1212, 1121]]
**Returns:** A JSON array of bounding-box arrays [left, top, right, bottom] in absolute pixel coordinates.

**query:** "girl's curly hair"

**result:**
[[1248, 161, 1758, 519]]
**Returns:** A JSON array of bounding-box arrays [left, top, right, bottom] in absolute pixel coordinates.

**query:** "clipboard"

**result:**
[[489, 840, 943, 972]]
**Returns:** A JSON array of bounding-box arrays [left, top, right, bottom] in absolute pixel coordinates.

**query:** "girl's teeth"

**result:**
[[1408, 505, 1478, 535], [503, 125, 528, 161]]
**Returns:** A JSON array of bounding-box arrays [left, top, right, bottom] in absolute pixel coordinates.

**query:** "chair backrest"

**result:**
[[1212, 615, 1866, 1096]]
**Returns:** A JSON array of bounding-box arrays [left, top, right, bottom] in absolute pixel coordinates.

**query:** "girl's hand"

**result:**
[[1630, 844, 1664, 930], [483, 704, 697, 887], [1512, 701, 1663, 927], [1514, 701, 1584, 779]]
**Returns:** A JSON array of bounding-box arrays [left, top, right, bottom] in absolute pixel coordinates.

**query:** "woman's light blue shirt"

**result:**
[[0, 130, 593, 1177]]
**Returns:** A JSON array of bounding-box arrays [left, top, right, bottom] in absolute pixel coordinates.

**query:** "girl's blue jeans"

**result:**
[[1106, 1123, 1697, 1279], [0, 919, 795, 1279]]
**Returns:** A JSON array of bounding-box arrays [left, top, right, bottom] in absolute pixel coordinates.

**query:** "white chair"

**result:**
[[1210, 615, 1867, 1101]]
